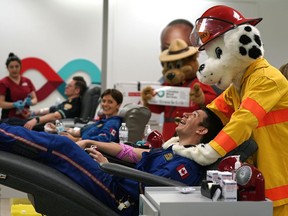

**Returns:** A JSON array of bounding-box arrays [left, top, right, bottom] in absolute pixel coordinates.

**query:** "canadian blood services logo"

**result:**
[[20, 57, 101, 102]]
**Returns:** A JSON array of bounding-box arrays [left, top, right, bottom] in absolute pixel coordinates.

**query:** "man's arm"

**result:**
[[24, 111, 62, 130], [33, 107, 50, 116], [77, 140, 149, 163]]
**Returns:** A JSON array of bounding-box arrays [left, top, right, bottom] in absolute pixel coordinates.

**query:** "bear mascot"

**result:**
[[170, 5, 288, 215], [141, 38, 218, 141]]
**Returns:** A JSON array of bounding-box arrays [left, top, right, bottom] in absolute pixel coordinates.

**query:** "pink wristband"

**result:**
[[115, 143, 138, 163]]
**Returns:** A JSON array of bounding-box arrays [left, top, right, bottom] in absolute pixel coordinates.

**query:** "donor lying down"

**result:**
[[0, 108, 223, 216]]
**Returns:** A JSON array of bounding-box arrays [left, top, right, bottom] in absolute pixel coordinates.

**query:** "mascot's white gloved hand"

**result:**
[[172, 143, 221, 166]]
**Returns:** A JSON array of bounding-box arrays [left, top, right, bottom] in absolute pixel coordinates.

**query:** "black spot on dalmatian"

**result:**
[[239, 47, 247, 55], [244, 26, 252, 32], [238, 26, 262, 59], [239, 45, 261, 59], [239, 35, 252, 45], [248, 45, 262, 59], [254, 34, 262, 47]]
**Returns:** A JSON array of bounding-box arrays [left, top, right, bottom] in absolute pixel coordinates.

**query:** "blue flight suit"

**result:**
[[0, 123, 203, 216], [81, 116, 122, 142]]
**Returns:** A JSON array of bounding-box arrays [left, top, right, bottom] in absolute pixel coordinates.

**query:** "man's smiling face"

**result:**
[[176, 110, 208, 137]]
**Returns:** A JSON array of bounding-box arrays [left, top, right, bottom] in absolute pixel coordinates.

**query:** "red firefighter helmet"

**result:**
[[190, 5, 262, 50]]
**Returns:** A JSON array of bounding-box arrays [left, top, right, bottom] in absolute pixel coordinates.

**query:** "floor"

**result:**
[[0, 185, 28, 216], [0, 199, 11, 216]]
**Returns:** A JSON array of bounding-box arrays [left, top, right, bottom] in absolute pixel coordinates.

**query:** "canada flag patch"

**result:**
[[110, 129, 116, 136], [176, 164, 189, 179]]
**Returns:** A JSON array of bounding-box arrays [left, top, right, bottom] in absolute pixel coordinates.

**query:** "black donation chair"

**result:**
[[0, 139, 257, 215], [0, 151, 184, 216], [62, 84, 101, 128], [118, 103, 151, 143]]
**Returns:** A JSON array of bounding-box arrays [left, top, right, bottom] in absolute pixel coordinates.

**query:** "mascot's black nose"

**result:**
[[199, 64, 205, 73], [167, 73, 175, 80]]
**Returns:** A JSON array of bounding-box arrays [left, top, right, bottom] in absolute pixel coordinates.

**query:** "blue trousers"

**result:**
[[0, 123, 137, 215]]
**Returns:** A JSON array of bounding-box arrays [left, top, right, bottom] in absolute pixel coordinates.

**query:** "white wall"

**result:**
[[106, 0, 288, 88], [0, 0, 287, 110], [256, 1, 288, 69], [0, 0, 103, 109]]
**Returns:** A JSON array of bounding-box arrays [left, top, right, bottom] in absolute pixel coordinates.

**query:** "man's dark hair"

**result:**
[[6, 52, 21, 68], [101, 88, 123, 105], [73, 76, 87, 96], [167, 19, 194, 29], [200, 108, 223, 143]]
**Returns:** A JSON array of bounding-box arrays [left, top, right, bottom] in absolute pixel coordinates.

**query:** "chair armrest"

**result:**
[[99, 162, 187, 187]]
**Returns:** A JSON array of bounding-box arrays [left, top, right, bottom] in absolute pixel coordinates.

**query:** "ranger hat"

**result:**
[[159, 39, 198, 62]]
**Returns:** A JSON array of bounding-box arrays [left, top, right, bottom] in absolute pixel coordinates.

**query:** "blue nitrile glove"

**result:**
[[24, 95, 32, 106], [13, 100, 25, 110]]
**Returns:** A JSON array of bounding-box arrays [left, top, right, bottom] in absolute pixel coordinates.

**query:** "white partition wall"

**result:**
[[0, 0, 103, 109], [0, 0, 287, 107], [105, 0, 260, 88]]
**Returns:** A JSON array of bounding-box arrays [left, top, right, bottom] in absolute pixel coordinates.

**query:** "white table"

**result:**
[[139, 187, 273, 216]]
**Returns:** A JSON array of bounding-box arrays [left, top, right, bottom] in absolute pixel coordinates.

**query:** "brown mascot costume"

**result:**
[[171, 5, 288, 216], [141, 39, 218, 141]]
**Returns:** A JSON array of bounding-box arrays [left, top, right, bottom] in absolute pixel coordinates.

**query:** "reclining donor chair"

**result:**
[[0, 150, 189, 216], [0, 135, 257, 216], [0, 102, 153, 216], [0, 85, 258, 216], [61, 84, 102, 128]]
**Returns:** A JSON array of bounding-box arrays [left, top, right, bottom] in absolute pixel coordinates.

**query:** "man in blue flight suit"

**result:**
[[0, 107, 223, 216]]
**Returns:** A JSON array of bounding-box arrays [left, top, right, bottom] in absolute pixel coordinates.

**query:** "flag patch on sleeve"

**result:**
[[176, 164, 189, 179], [110, 128, 116, 136]]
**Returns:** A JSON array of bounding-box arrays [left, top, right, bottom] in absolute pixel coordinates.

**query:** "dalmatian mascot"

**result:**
[[172, 5, 288, 215]]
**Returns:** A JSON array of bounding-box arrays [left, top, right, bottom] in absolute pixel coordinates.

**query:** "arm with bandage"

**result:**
[[77, 140, 150, 163]]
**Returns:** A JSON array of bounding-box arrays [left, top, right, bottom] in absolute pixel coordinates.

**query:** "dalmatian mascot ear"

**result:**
[[173, 5, 264, 166]]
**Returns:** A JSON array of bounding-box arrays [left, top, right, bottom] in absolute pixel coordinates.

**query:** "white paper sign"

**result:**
[[148, 86, 190, 107]]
